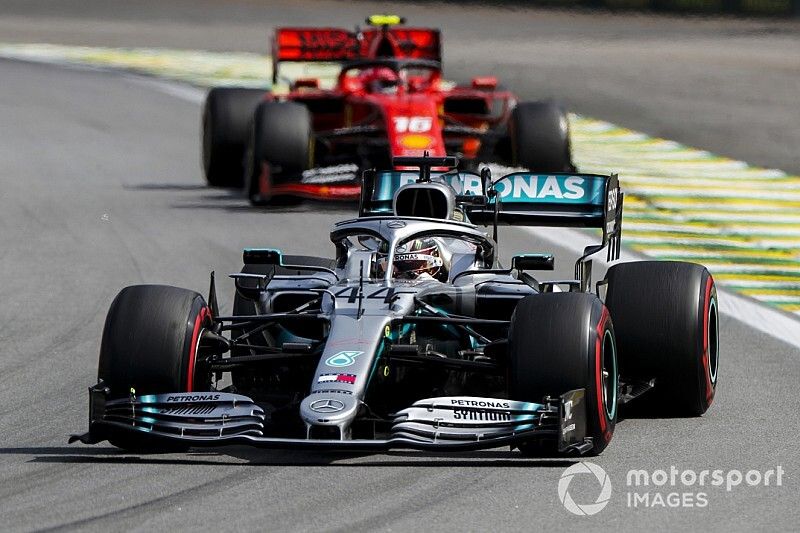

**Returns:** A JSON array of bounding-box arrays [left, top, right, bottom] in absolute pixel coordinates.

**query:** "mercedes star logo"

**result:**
[[309, 398, 345, 413]]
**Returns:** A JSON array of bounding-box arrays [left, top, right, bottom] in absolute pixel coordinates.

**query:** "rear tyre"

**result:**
[[98, 285, 212, 450], [508, 293, 617, 456], [510, 101, 574, 172], [244, 101, 312, 206], [605, 261, 718, 416], [202, 87, 265, 187]]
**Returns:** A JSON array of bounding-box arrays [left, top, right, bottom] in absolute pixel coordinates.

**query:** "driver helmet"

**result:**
[[392, 238, 447, 281], [361, 67, 400, 94]]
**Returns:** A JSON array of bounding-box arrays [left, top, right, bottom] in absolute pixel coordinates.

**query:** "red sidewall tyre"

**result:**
[[509, 292, 617, 455], [98, 285, 212, 398]]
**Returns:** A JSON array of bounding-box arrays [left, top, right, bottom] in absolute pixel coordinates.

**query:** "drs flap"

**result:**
[[272, 27, 441, 64]]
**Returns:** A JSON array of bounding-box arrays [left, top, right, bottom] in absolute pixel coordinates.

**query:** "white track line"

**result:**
[[125, 74, 206, 104], [0, 53, 209, 104]]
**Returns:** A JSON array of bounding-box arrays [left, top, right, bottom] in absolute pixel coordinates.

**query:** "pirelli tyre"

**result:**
[[202, 87, 265, 187], [604, 261, 719, 416], [244, 101, 312, 206], [98, 285, 213, 450], [508, 292, 617, 456], [509, 101, 575, 173]]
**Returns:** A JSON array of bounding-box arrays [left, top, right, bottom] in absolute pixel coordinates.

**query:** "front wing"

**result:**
[[268, 182, 361, 201], [70, 387, 591, 454], [265, 165, 362, 201]]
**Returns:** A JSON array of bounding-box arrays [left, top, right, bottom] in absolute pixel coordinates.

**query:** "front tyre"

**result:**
[[244, 101, 312, 206], [99, 285, 212, 397], [202, 87, 265, 187], [509, 292, 617, 456], [98, 285, 213, 450]]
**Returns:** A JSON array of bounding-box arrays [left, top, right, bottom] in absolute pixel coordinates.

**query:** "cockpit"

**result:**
[[331, 218, 493, 283], [338, 59, 442, 95]]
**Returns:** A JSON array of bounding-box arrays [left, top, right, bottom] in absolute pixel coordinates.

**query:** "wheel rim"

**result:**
[[192, 326, 205, 388], [186, 306, 211, 392], [707, 297, 719, 384], [601, 329, 618, 420]]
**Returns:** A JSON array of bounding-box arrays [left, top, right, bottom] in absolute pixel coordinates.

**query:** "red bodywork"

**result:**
[[261, 24, 517, 200]]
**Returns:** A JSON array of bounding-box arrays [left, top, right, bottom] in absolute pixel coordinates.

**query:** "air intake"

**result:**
[[393, 182, 454, 219]]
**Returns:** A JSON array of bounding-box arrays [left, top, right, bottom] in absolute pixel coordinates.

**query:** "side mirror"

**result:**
[[512, 254, 554, 271], [243, 248, 282, 265], [230, 273, 269, 302], [471, 76, 498, 90]]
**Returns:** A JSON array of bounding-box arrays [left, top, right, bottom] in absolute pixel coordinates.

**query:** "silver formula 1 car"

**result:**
[[72, 156, 719, 456]]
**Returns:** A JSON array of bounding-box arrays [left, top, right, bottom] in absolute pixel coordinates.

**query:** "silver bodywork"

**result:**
[[74, 164, 619, 454], [275, 216, 500, 437]]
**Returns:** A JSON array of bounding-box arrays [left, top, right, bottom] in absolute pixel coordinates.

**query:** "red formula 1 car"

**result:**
[[202, 16, 575, 205]]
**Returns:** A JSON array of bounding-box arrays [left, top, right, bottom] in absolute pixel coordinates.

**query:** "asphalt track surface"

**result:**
[[0, 2, 798, 531]]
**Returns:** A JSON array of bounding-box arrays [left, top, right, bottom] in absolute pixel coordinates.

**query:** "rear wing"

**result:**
[[467, 172, 623, 247], [272, 27, 441, 83], [359, 168, 623, 259]]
